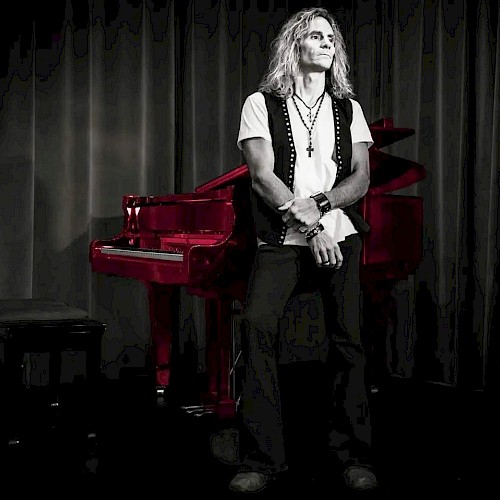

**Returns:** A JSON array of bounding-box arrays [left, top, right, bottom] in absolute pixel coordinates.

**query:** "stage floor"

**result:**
[[1, 366, 493, 498]]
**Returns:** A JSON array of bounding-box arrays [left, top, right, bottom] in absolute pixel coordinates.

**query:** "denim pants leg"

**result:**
[[239, 244, 302, 473], [319, 234, 373, 467]]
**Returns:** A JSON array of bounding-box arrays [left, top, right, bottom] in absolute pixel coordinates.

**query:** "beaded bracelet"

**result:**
[[305, 222, 325, 242]]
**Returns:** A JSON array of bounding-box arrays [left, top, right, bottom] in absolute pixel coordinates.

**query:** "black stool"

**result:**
[[0, 299, 105, 452]]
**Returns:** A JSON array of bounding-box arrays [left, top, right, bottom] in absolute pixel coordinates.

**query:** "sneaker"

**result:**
[[229, 471, 272, 493], [343, 465, 379, 491]]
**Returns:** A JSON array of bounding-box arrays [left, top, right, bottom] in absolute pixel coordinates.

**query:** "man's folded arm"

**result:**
[[324, 141, 370, 208], [241, 137, 294, 211]]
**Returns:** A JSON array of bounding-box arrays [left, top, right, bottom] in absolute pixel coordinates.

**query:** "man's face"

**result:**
[[298, 16, 335, 72]]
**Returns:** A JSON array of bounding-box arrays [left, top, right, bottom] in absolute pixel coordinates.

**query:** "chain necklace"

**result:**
[[291, 91, 326, 157], [293, 92, 325, 121]]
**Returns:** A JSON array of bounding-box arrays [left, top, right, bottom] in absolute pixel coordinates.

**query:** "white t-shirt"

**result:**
[[237, 92, 373, 245]]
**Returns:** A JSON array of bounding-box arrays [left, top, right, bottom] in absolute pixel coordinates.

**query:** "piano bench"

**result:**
[[0, 299, 105, 445]]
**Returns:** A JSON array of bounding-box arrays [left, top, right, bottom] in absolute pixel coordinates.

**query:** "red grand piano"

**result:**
[[90, 117, 425, 415], [90, 167, 257, 416]]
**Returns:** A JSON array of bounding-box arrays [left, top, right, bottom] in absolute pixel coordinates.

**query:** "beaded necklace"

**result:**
[[291, 91, 326, 157]]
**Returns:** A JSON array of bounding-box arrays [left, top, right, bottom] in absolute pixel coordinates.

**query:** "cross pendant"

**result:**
[[306, 143, 314, 157]]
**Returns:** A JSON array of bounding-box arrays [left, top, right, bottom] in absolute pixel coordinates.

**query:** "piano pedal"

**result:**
[[181, 404, 216, 418], [193, 410, 215, 417], [180, 404, 205, 411], [180, 404, 216, 417]]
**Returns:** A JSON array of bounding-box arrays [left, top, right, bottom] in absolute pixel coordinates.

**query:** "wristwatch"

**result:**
[[310, 192, 332, 217]]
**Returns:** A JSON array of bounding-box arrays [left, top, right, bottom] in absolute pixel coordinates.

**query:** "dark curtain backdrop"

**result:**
[[0, 0, 498, 388]]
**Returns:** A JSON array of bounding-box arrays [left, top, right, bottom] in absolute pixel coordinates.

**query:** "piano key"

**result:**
[[100, 247, 183, 262]]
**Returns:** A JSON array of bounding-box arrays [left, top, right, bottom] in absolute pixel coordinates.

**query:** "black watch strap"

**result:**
[[310, 192, 331, 216]]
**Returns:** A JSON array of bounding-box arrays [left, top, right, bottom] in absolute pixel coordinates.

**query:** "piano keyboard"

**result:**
[[100, 247, 183, 262]]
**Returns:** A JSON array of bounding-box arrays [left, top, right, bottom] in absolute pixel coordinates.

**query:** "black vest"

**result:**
[[249, 91, 370, 246]]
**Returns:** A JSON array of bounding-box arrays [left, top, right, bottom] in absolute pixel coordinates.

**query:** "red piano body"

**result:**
[[90, 117, 425, 414], [361, 118, 425, 282]]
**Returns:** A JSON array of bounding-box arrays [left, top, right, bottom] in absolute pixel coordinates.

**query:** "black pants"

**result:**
[[239, 234, 372, 474]]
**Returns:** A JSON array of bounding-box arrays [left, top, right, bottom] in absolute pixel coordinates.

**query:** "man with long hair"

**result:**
[[230, 7, 378, 494]]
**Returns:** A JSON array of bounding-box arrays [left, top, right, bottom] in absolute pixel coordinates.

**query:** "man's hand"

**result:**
[[307, 230, 343, 269], [278, 197, 320, 232]]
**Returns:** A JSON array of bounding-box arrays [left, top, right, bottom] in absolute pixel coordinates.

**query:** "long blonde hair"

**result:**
[[258, 7, 354, 99]]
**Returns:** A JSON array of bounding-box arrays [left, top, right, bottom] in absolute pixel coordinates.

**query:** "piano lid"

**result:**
[[369, 118, 414, 149], [195, 164, 250, 193], [368, 118, 425, 193], [368, 149, 425, 194]]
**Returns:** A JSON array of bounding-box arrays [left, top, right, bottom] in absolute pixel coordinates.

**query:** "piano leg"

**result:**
[[205, 297, 236, 418], [146, 283, 179, 390], [146, 285, 235, 417]]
